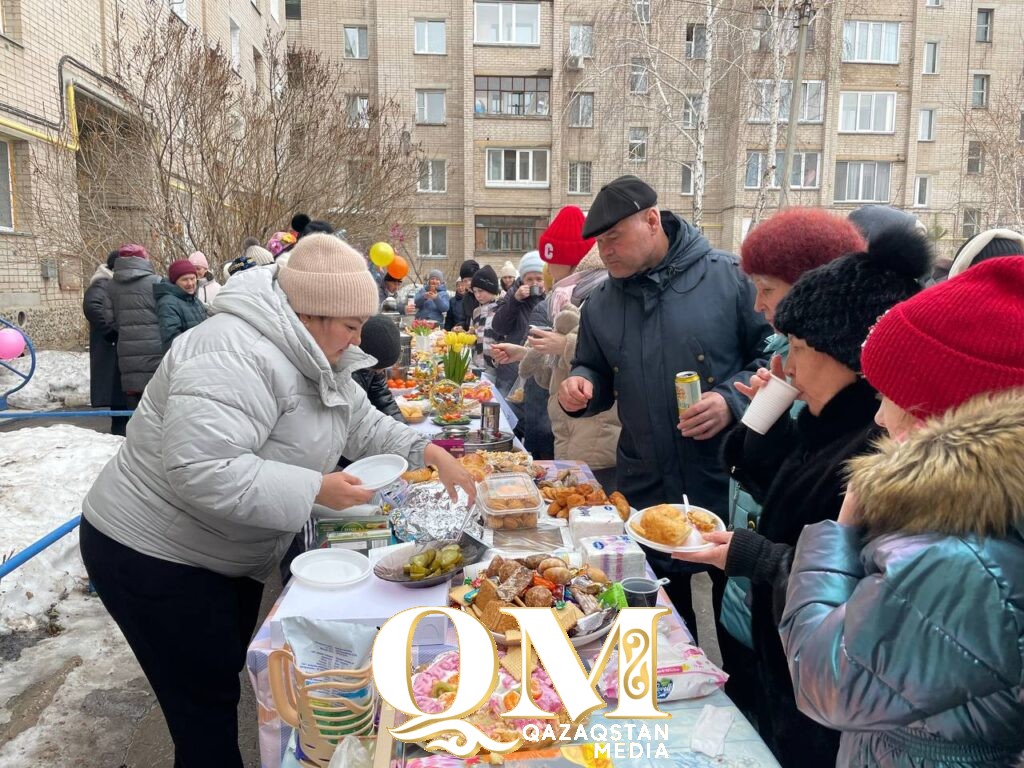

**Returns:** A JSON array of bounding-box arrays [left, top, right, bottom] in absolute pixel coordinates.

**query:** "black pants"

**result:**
[[80, 517, 263, 768]]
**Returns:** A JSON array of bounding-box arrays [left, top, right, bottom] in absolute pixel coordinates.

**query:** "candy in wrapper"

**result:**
[[573, 607, 614, 635], [599, 582, 627, 610], [568, 574, 603, 596]]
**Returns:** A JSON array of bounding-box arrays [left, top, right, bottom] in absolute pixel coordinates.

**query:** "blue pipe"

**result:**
[[0, 516, 81, 582], [0, 409, 134, 420]]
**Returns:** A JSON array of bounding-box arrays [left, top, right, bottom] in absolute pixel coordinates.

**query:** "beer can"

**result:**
[[675, 371, 702, 417]]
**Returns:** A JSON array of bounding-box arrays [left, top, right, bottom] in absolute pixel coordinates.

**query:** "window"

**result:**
[[270, 0, 279, 22], [346, 95, 369, 128], [345, 26, 368, 59], [634, 0, 650, 24], [628, 128, 648, 161], [923, 42, 938, 74], [976, 9, 992, 43], [418, 159, 446, 192], [962, 208, 982, 238], [253, 48, 264, 85], [753, 7, 816, 53], [285, 0, 300, 20], [919, 108, 936, 141], [476, 215, 547, 252], [839, 92, 896, 133], [568, 93, 594, 127], [0, 142, 14, 230], [630, 58, 650, 94], [834, 161, 891, 203], [750, 80, 824, 123], [169, 0, 187, 21], [416, 90, 446, 124], [474, 2, 540, 45], [415, 20, 446, 54], [418, 226, 447, 258], [474, 76, 549, 116], [682, 94, 701, 128], [744, 150, 820, 189], [842, 21, 899, 64], [229, 18, 240, 71], [680, 162, 696, 195], [569, 24, 594, 57], [685, 24, 707, 59], [972, 74, 989, 108], [914, 176, 929, 207], [967, 140, 984, 174], [925, 0, 942, 6], [568, 161, 592, 194], [485, 148, 549, 186]]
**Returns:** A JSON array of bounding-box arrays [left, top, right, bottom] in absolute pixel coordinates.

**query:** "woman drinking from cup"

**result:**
[[673, 227, 932, 767]]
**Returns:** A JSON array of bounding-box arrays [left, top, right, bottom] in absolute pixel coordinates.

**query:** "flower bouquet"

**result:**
[[442, 332, 476, 385], [408, 319, 436, 337]]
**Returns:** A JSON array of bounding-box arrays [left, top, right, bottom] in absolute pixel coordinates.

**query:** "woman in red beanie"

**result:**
[[780, 257, 1024, 768]]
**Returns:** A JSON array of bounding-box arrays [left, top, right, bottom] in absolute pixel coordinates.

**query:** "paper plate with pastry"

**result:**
[[625, 503, 726, 553]]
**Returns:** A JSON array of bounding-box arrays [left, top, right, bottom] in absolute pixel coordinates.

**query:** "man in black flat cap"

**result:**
[[558, 174, 770, 651]]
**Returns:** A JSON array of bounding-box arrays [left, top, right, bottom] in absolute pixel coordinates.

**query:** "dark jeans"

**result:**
[[79, 517, 263, 768]]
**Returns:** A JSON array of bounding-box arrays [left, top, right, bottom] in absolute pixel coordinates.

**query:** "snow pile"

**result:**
[[0, 424, 122, 632], [0, 350, 92, 411]]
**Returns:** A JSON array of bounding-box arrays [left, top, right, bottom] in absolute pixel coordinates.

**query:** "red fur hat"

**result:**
[[741, 208, 866, 285]]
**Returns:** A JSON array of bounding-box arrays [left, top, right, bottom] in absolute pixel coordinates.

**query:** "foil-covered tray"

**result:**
[[389, 482, 484, 542]]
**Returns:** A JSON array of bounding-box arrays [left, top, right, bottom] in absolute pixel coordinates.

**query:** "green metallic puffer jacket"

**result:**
[[154, 280, 208, 352], [781, 389, 1024, 768]]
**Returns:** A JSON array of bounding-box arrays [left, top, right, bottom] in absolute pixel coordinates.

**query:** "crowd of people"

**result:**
[[74, 182, 1023, 768]]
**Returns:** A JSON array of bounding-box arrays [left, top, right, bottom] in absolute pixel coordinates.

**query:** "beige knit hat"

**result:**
[[278, 233, 378, 317]]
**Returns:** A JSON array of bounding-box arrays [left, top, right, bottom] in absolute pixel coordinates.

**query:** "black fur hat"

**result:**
[[291, 213, 311, 233], [774, 226, 934, 372]]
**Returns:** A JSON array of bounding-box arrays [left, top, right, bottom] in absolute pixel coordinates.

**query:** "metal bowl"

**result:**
[[372, 532, 489, 589]]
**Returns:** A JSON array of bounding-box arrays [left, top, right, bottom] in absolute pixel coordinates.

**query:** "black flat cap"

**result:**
[[582, 175, 658, 238]]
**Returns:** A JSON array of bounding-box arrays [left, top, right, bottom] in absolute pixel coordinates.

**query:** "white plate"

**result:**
[[290, 548, 371, 589], [320, 503, 381, 519], [344, 454, 408, 491], [625, 505, 726, 554]]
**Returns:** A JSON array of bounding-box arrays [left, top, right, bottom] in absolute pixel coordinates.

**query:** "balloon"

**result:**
[[0, 327, 26, 360], [387, 255, 409, 280], [369, 242, 395, 268]]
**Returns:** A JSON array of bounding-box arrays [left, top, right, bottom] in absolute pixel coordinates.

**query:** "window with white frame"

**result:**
[[568, 161, 592, 194], [476, 216, 546, 252], [634, 0, 650, 24], [474, 2, 539, 45], [415, 20, 446, 54], [170, 0, 187, 21], [744, 150, 820, 189], [839, 92, 896, 133], [750, 80, 824, 123], [485, 148, 549, 186], [418, 159, 446, 192], [923, 42, 938, 73], [568, 24, 594, 57], [685, 24, 707, 59], [345, 26, 368, 59], [834, 161, 891, 203], [628, 128, 648, 161], [962, 208, 981, 237], [418, 226, 447, 258], [925, 0, 942, 6], [630, 58, 650, 94], [967, 140, 984, 174], [682, 94, 702, 128], [972, 74, 989, 108], [914, 176, 929, 207], [753, 7, 816, 53], [569, 93, 594, 127], [475, 76, 549, 116], [346, 95, 369, 128], [416, 90, 446, 124], [842, 21, 899, 63], [919, 108, 936, 140], [976, 9, 992, 42], [681, 162, 699, 195], [0, 141, 14, 230], [229, 19, 240, 71]]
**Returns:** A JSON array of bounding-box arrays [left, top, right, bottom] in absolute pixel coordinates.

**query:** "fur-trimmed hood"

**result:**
[[849, 388, 1024, 539]]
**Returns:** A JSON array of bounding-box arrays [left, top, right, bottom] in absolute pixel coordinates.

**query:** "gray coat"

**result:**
[[107, 256, 163, 393], [82, 266, 430, 581]]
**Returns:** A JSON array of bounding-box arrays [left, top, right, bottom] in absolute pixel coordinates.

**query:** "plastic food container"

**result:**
[[477, 472, 543, 530]]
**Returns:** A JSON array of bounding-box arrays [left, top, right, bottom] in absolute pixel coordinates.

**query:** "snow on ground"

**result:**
[[0, 350, 92, 411], [0, 424, 121, 632]]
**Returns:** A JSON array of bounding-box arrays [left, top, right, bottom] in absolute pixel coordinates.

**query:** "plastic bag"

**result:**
[[506, 374, 527, 404]]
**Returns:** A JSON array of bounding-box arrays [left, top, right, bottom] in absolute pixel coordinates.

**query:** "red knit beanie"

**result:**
[[118, 243, 149, 260], [539, 206, 596, 267], [741, 208, 865, 284], [862, 257, 1024, 418], [168, 259, 197, 284]]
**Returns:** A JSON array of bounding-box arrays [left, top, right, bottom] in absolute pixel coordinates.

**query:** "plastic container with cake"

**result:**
[[477, 472, 543, 530]]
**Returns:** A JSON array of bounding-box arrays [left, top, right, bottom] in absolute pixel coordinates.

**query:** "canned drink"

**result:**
[[675, 371, 702, 417]]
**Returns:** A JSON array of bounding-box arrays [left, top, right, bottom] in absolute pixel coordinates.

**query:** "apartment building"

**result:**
[[288, 0, 1023, 282], [0, 0, 281, 347]]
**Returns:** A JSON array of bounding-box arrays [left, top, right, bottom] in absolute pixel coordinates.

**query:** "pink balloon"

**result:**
[[0, 327, 27, 360]]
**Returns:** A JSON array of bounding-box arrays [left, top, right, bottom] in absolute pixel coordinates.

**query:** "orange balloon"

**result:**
[[387, 254, 409, 280]]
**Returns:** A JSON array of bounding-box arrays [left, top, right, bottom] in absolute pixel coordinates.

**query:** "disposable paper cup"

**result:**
[[741, 375, 799, 434]]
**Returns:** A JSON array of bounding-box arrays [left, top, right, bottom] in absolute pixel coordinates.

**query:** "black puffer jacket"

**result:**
[[155, 281, 207, 352], [107, 256, 162, 394], [83, 265, 119, 407], [491, 280, 545, 344], [352, 368, 404, 423]]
